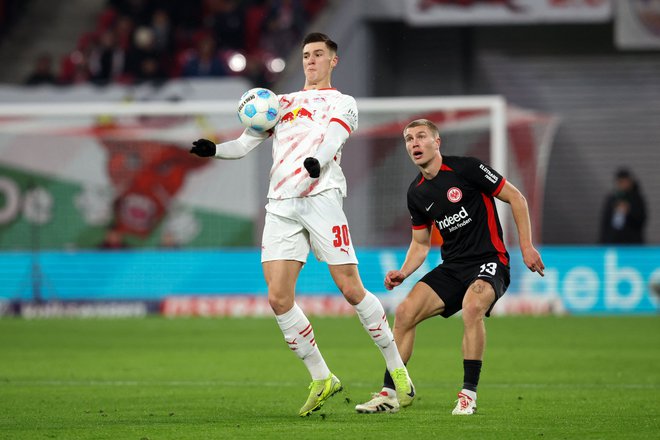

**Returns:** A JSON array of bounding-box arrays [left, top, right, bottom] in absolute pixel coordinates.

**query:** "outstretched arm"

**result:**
[[190, 128, 270, 159], [385, 226, 432, 290], [496, 181, 545, 276]]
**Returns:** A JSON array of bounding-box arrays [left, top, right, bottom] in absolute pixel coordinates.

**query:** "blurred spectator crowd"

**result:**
[[23, 0, 327, 88], [0, 0, 24, 39]]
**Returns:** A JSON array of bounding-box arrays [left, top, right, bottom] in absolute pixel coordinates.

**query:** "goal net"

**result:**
[[0, 95, 558, 250], [348, 97, 559, 248]]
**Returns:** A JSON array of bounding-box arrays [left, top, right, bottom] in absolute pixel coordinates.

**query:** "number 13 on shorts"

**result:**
[[479, 262, 497, 276]]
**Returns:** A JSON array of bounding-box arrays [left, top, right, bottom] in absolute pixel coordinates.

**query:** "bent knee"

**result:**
[[333, 274, 365, 305], [268, 293, 294, 315], [462, 302, 485, 321], [463, 280, 495, 319], [395, 300, 418, 328], [339, 285, 364, 305]]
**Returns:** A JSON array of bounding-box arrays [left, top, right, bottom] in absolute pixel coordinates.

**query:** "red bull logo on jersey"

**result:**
[[280, 107, 314, 124]]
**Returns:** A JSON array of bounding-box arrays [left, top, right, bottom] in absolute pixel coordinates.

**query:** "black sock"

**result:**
[[462, 359, 482, 392], [383, 368, 395, 390], [384, 360, 409, 391]]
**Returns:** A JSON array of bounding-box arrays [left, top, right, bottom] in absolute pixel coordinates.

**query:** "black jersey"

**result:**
[[407, 155, 509, 266]]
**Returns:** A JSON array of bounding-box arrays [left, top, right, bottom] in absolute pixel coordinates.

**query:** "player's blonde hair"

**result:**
[[403, 119, 440, 138]]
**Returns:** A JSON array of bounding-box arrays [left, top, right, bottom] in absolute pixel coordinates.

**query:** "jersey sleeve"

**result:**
[[407, 189, 431, 230], [459, 157, 506, 196], [330, 95, 358, 134]]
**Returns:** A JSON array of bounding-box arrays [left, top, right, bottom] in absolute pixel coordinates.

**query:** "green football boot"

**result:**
[[298, 373, 343, 417], [391, 367, 415, 407]]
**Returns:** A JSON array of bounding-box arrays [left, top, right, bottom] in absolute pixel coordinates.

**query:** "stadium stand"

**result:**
[[0, 0, 25, 38], [19, 0, 328, 88]]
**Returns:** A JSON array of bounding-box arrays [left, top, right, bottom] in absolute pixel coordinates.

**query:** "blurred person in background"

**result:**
[[24, 53, 58, 86], [150, 8, 175, 53], [599, 167, 647, 245], [58, 48, 92, 85], [107, 0, 154, 26], [208, 0, 245, 51], [355, 119, 544, 416], [125, 26, 167, 83], [89, 29, 126, 85], [114, 15, 136, 51], [189, 32, 414, 417], [181, 34, 228, 77], [260, 0, 307, 58]]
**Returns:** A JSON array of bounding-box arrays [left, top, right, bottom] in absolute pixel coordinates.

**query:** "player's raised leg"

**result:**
[[329, 264, 415, 408], [264, 260, 342, 416], [355, 281, 444, 413]]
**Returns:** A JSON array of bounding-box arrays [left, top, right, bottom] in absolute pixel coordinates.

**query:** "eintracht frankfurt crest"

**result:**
[[447, 187, 462, 203]]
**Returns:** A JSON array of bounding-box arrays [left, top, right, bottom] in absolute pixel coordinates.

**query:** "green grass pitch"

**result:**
[[1, 315, 658, 439]]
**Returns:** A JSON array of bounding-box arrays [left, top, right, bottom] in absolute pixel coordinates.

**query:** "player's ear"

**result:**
[[330, 54, 338, 68]]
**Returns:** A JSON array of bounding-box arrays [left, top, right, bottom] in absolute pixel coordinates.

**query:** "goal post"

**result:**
[[0, 95, 557, 251], [356, 95, 508, 176], [355, 95, 509, 246]]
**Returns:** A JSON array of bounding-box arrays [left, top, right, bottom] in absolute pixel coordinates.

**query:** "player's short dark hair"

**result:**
[[302, 32, 338, 54], [404, 119, 440, 138]]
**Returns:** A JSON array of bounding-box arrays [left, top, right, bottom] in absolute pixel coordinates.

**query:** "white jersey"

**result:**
[[267, 88, 358, 200]]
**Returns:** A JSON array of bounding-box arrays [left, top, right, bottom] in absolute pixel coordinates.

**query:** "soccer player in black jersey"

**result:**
[[355, 118, 545, 416]]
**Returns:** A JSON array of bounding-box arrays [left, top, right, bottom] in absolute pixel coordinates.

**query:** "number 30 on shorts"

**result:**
[[480, 262, 497, 276], [332, 225, 350, 247]]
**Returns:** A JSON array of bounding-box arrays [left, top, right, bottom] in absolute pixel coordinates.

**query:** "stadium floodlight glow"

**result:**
[[266, 57, 285, 73], [228, 53, 246, 72]]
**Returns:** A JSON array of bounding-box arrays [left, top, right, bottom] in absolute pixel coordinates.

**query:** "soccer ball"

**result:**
[[237, 87, 280, 131]]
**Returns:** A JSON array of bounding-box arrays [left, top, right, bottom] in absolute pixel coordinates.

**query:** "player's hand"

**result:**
[[303, 157, 321, 178], [522, 245, 545, 277], [190, 139, 216, 157], [384, 270, 406, 291]]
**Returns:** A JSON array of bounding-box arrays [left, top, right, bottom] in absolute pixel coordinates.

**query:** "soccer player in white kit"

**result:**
[[190, 33, 414, 417]]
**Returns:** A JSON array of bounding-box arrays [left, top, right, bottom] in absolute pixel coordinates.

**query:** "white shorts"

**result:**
[[261, 189, 359, 265]]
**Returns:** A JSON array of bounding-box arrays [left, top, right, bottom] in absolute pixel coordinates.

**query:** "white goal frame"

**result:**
[[0, 96, 507, 173], [0, 95, 509, 240]]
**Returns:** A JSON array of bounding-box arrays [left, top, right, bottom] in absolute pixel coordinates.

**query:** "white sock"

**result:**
[[354, 291, 405, 371], [381, 387, 396, 397], [275, 303, 330, 380], [460, 389, 477, 401]]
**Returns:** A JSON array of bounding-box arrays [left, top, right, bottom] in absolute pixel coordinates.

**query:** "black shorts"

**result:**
[[419, 258, 510, 318]]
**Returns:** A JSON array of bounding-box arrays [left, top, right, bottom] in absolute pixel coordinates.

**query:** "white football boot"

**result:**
[[452, 391, 477, 415], [355, 391, 400, 414]]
